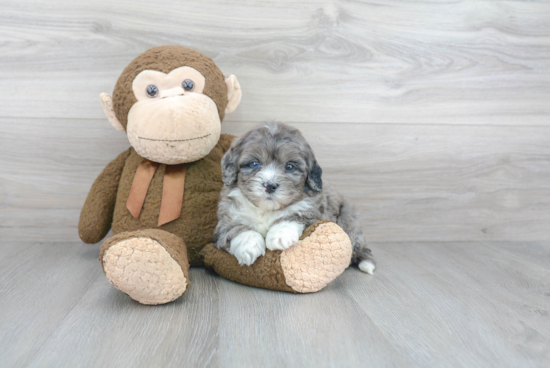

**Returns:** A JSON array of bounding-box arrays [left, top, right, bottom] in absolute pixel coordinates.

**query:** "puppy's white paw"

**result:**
[[266, 221, 305, 251], [230, 231, 266, 266], [359, 260, 376, 275]]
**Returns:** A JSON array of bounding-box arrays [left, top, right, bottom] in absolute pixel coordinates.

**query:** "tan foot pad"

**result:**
[[201, 221, 352, 293], [281, 221, 353, 293], [102, 237, 187, 305]]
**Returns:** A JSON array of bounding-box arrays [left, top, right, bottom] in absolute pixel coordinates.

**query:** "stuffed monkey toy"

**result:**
[[79, 46, 352, 305]]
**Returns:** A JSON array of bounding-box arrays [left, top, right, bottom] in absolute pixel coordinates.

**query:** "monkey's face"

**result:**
[[99, 46, 242, 165], [126, 66, 221, 164]]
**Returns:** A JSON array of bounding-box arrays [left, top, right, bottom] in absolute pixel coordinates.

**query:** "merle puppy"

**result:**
[[214, 122, 375, 274]]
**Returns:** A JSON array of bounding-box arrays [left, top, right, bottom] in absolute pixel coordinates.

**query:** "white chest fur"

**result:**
[[227, 189, 313, 237]]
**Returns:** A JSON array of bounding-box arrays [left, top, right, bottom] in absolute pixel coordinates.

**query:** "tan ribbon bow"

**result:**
[[126, 159, 187, 226]]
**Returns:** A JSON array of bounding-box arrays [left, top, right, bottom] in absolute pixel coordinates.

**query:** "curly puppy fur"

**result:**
[[214, 122, 375, 273]]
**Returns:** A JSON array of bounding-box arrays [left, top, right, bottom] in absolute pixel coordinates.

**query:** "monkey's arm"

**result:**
[[78, 148, 132, 244], [218, 133, 236, 154]]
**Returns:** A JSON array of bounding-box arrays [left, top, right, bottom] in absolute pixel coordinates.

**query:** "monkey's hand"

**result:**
[[78, 149, 131, 244]]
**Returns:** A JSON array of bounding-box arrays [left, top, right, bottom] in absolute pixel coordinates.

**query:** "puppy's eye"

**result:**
[[249, 161, 260, 169], [146, 85, 159, 98], [285, 163, 295, 172], [182, 79, 195, 92]]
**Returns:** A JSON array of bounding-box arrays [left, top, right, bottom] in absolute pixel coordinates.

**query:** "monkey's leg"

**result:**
[[201, 221, 352, 293], [99, 229, 190, 305]]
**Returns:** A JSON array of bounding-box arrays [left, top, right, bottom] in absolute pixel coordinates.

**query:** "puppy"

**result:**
[[214, 122, 375, 274]]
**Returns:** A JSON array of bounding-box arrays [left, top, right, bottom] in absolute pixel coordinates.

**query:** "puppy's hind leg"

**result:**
[[337, 199, 376, 275], [356, 248, 376, 275]]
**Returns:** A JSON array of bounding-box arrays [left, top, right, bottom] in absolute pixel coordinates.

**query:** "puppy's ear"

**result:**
[[221, 147, 238, 186], [305, 159, 323, 193]]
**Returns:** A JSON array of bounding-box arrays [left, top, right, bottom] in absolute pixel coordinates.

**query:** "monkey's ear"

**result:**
[[99, 93, 124, 131], [221, 147, 238, 186], [305, 160, 323, 193], [224, 75, 242, 115]]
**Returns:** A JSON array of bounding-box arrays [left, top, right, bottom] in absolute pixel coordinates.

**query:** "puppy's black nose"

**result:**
[[263, 182, 279, 194]]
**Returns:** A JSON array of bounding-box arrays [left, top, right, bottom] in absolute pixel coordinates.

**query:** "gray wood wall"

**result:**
[[1, 0, 549, 243]]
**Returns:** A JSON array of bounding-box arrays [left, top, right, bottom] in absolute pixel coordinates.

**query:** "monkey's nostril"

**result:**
[[263, 182, 279, 194]]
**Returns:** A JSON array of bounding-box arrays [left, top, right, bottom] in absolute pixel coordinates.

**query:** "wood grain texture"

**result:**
[[0, 0, 549, 125], [1, 0, 550, 243], [0, 241, 548, 367], [341, 241, 550, 367], [2, 118, 549, 242], [1, 1, 549, 367]]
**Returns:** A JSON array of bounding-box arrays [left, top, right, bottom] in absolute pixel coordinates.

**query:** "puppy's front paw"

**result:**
[[230, 231, 266, 266], [266, 221, 305, 251]]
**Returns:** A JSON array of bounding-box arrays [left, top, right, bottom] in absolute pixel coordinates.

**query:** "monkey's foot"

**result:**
[[99, 229, 190, 305], [201, 221, 352, 293]]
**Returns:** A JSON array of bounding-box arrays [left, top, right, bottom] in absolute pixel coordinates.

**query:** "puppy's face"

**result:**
[[222, 123, 322, 210], [238, 144, 306, 211]]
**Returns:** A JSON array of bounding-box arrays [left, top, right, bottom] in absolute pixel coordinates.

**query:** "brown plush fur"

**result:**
[[79, 149, 131, 244], [80, 46, 233, 267], [113, 134, 234, 265], [112, 46, 228, 130], [80, 46, 354, 301], [201, 220, 334, 292], [202, 243, 296, 293], [80, 134, 234, 266]]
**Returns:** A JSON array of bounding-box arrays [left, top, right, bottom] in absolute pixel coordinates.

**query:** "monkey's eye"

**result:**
[[182, 79, 195, 92], [146, 85, 159, 98], [249, 161, 260, 169], [285, 163, 296, 172]]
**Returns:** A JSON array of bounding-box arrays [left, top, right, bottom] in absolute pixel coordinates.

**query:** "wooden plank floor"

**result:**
[[1, 0, 550, 367], [0, 241, 549, 368]]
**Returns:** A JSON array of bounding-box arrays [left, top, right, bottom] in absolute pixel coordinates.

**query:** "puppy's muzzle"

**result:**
[[263, 181, 279, 194]]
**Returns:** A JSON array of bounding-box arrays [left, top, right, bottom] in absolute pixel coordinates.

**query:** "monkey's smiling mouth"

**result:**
[[138, 133, 211, 142]]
